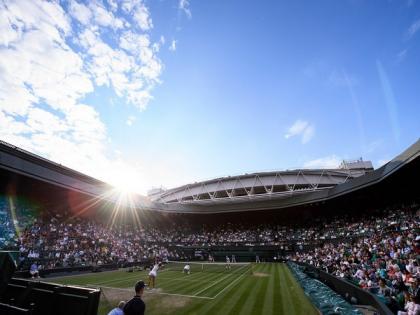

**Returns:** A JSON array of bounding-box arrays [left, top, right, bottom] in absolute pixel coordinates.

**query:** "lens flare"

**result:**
[[8, 195, 20, 238]]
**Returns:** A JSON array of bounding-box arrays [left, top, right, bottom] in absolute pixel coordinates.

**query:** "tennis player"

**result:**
[[148, 263, 159, 289], [225, 256, 231, 270], [183, 263, 191, 275]]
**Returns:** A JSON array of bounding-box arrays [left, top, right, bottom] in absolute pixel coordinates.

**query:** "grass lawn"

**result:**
[[46, 263, 318, 315]]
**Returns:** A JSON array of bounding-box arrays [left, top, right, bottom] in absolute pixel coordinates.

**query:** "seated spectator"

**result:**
[[397, 295, 420, 315], [30, 262, 39, 279], [378, 278, 392, 296]]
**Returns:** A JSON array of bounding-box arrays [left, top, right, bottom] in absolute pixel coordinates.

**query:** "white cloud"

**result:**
[[302, 124, 315, 144], [89, 2, 124, 29], [74, 15, 162, 111], [125, 0, 153, 31], [69, 1, 92, 25], [126, 115, 136, 126], [179, 0, 192, 19], [284, 120, 315, 144], [406, 19, 420, 39], [303, 155, 342, 169], [0, 0, 164, 193], [107, 0, 118, 12], [119, 31, 150, 53], [169, 39, 177, 51]]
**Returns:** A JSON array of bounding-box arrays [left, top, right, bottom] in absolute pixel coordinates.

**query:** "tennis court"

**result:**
[[47, 262, 318, 315]]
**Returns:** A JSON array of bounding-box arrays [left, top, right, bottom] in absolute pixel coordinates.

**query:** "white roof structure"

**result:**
[[150, 162, 373, 204]]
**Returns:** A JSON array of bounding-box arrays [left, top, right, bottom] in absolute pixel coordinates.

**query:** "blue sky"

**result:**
[[0, 0, 419, 193]]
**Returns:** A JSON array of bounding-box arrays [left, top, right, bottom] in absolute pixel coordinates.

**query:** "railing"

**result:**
[[293, 261, 394, 315]]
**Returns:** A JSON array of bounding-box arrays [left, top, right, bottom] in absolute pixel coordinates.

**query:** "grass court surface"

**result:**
[[47, 263, 318, 315]]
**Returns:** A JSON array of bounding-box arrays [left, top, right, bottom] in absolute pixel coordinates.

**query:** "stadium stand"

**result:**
[[1, 195, 418, 314]]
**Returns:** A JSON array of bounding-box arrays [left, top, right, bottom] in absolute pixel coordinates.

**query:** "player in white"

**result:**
[[225, 256, 231, 270], [148, 263, 159, 289], [183, 264, 191, 275]]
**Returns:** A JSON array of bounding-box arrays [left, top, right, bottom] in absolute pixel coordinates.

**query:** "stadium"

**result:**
[[0, 138, 419, 315]]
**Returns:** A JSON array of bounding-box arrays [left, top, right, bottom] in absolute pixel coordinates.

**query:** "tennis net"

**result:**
[[164, 261, 251, 274]]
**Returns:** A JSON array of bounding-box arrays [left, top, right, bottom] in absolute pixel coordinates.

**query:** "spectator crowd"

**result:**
[[0, 195, 418, 314], [291, 208, 419, 314]]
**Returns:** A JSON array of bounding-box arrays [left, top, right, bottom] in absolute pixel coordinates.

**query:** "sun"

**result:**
[[109, 172, 140, 195], [104, 171, 145, 229]]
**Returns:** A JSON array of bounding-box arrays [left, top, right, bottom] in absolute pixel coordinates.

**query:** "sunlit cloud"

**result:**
[[0, 0, 164, 194], [179, 0, 192, 19], [126, 115, 136, 126], [169, 39, 177, 51], [303, 155, 342, 169], [285, 120, 315, 144]]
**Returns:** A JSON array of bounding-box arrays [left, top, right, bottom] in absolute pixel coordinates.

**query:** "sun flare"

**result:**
[[109, 172, 140, 195]]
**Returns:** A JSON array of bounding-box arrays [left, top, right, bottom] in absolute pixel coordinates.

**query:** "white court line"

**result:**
[[98, 285, 214, 300], [211, 268, 249, 299], [193, 265, 247, 296]]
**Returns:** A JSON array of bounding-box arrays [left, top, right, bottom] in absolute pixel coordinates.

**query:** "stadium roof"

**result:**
[[0, 139, 111, 196], [152, 138, 420, 213], [150, 165, 373, 204], [0, 138, 419, 214]]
